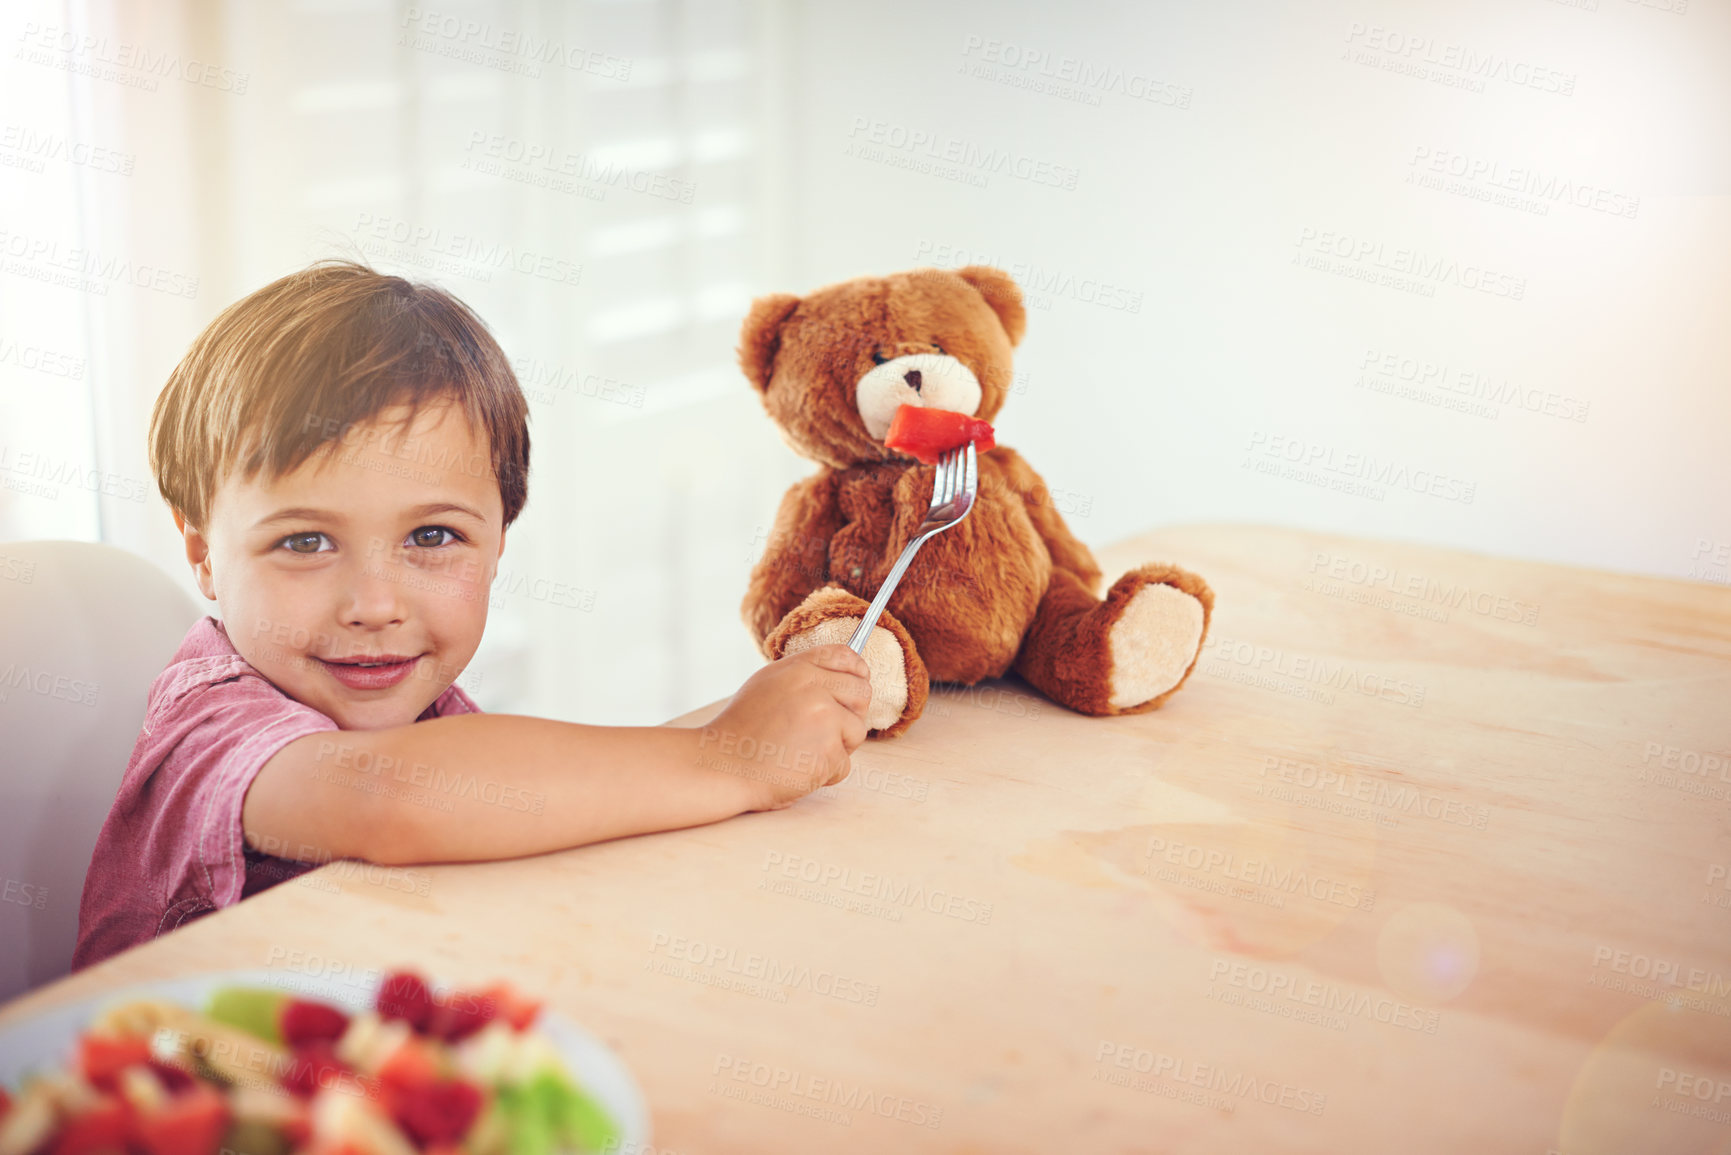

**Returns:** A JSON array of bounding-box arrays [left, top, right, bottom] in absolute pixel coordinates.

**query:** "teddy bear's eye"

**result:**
[[871, 350, 887, 366], [932, 342, 946, 355]]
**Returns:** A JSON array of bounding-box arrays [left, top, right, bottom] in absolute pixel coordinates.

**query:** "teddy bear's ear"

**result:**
[[954, 265, 1026, 347], [737, 292, 801, 392]]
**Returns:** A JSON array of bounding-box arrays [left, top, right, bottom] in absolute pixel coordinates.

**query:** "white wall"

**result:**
[[772, 0, 1731, 585]]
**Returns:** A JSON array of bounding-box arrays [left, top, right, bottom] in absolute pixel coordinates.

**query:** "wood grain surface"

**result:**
[[5, 524, 1729, 1154]]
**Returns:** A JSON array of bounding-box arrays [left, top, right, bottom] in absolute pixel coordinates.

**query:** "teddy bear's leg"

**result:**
[[763, 585, 929, 737], [1015, 564, 1213, 716]]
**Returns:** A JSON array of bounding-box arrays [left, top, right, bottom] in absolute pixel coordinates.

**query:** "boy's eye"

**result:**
[[408, 526, 459, 548], [281, 532, 331, 555]]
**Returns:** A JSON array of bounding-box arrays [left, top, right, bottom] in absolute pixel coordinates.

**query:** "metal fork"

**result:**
[[847, 441, 979, 652]]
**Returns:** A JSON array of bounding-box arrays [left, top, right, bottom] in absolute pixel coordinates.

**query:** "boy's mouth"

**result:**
[[321, 651, 411, 668], [315, 653, 423, 691]]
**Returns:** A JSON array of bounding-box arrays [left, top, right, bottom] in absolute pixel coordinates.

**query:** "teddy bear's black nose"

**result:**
[[904, 369, 922, 392]]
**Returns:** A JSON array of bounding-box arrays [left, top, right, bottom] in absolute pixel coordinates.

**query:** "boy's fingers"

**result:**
[[825, 741, 857, 785], [838, 707, 868, 755], [802, 643, 871, 680], [831, 672, 872, 719], [796, 645, 872, 720]]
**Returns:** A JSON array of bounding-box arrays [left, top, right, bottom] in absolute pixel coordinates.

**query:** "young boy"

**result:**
[[72, 259, 873, 969]]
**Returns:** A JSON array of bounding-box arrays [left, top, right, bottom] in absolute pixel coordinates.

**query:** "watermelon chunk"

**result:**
[[477, 981, 542, 1031], [377, 1036, 442, 1091], [48, 1096, 132, 1155], [131, 1084, 230, 1155], [77, 1033, 153, 1092], [883, 404, 994, 464]]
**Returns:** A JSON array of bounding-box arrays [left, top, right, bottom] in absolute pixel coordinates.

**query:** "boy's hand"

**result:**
[[705, 644, 873, 810]]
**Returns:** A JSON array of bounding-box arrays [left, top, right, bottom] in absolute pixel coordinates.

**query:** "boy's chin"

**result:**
[[281, 675, 435, 730], [320, 694, 435, 731]]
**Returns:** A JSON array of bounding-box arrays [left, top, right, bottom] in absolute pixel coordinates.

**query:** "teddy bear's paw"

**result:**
[[1104, 566, 1214, 711], [763, 586, 929, 736], [779, 618, 909, 732]]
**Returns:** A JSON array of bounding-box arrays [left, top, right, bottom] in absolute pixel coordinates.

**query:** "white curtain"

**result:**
[[1, 0, 810, 724]]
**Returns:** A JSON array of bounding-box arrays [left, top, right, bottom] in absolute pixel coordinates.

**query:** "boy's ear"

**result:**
[[737, 292, 800, 393], [173, 509, 217, 601], [954, 265, 1026, 348]]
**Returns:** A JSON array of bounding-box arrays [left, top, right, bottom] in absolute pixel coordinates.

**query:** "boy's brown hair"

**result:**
[[149, 258, 530, 528]]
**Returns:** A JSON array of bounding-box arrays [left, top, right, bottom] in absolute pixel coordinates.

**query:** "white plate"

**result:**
[[0, 968, 649, 1150]]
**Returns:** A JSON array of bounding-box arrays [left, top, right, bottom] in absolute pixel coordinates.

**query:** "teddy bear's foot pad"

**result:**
[[779, 618, 909, 732], [1107, 583, 1207, 710]]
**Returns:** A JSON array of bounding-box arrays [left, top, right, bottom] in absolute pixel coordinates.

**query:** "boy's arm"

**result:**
[[243, 645, 872, 867]]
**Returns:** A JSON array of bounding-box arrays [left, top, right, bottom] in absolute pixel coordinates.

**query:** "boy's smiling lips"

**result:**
[[313, 652, 425, 691], [316, 651, 417, 668]]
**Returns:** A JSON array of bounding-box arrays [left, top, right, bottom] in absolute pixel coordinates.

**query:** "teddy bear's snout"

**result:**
[[854, 352, 982, 441]]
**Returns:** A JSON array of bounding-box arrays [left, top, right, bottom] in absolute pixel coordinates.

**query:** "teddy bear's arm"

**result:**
[[990, 447, 1103, 594], [742, 471, 846, 653]]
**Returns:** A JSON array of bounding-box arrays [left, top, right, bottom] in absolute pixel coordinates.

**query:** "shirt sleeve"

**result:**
[[152, 673, 339, 915]]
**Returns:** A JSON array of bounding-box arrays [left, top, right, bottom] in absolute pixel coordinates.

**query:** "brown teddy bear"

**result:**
[[738, 265, 1214, 737]]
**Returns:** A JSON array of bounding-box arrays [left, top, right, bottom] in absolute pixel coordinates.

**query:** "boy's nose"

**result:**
[[342, 563, 408, 629]]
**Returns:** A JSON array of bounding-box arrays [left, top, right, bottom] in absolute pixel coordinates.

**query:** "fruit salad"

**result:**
[[0, 972, 619, 1155], [882, 404, 995, 465]]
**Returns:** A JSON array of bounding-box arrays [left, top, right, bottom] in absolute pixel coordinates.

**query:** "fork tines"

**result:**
[[935, 443, 975, 509]]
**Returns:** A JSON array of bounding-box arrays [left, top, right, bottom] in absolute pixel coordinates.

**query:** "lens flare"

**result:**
[[1375, 902, 1479, 1002]]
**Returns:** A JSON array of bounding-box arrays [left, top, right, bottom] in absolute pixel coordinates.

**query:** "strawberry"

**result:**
[[146, 1060, 195, 1093], [280, 1040, 350, 1100], [279, 999, 350, 1048], [376, 971, 434, 1032], [425, 990, 496, 1043], [387, 1078, 482, 1146]]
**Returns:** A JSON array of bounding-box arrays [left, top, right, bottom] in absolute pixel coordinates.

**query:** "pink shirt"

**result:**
[[72, 617, 478, 970]]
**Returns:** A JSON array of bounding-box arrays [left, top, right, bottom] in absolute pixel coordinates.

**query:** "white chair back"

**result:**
[[0, 540, 202, 1000]]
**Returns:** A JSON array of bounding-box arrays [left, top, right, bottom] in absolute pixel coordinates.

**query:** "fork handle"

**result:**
[[846, 530, 935, 652]]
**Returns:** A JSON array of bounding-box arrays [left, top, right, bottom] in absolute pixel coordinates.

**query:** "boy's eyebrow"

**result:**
[[251, 502, 488, 529]]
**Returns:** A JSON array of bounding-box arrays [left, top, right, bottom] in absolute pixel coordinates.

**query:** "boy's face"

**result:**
[[179, 400, 507, 730]]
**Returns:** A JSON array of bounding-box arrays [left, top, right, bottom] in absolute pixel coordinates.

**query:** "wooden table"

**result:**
[[5, 524, 1729, 1154]]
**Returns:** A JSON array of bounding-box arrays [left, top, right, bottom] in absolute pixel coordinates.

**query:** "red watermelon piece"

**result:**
[[883, 405, 994, 464]]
